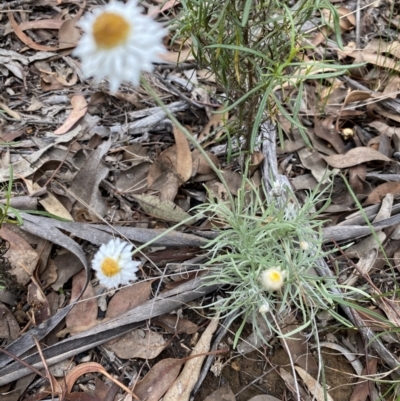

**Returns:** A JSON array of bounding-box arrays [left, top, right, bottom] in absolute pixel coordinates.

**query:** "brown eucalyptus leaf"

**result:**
[[104, 328, 166, 359], [134, 358, 184, 401], [65, 270, 97, 334], [173, 125, 192, 183], [153, 315, 199, 334], [54, 95, 88, 135], [106, 281, 152, 319], [0, 226, 39, 286], [324, 147, 391, 168], [295, 366, 334, 401], [364, 182, 400, 205], [58, 18, 80, 49]]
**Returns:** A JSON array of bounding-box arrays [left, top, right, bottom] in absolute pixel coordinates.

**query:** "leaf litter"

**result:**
[[1, 0, 400, 401]]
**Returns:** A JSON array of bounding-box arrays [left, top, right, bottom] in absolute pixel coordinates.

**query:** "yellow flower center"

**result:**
[[101, 257, 121, 277], [92, 12, 130, 49], [269, 271, 281, 282]]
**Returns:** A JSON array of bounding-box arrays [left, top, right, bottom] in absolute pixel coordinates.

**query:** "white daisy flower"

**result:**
[[260, 266, 286, 292], [74, 0, 167, 92], [92, 238, 140, 289]]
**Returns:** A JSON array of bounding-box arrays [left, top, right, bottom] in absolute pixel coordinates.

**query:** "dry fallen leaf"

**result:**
[[173, 125, 192, 183], [27, 277, 51, 325], [0, 226, 39, 286], [106, 281, 152, 320], [134, 358, 185, 401], [364, 182, 400, 205], [349, 358, 378, 401], [104, 328, 167, 359], [54, 95, 88, 135], [154, 315, 199, 335], [324, 147, 392, 168], [58, 18, 81, 50], [65, 269, 98, 335], [8, 12, 59, 51], [279, 368, 311, 401], [295, 366, 334, 401], [65, 362, 132, 396], [24, 179, 73, 221]]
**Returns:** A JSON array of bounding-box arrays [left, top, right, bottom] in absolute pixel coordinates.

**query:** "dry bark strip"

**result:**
[[322, 213, 400, 242]]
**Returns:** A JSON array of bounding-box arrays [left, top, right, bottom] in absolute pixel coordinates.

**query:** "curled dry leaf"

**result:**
[[54, 95, 88, 135], [8, 12, 59, 51], [318, 342, 363, 375], [65, 362, 133, 396]]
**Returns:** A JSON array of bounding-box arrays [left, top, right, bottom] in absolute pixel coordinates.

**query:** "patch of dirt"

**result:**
[[195, 345, 356, 401]]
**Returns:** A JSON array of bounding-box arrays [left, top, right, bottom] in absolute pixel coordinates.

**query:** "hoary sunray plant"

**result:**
[[193, 171, 373, 347]]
